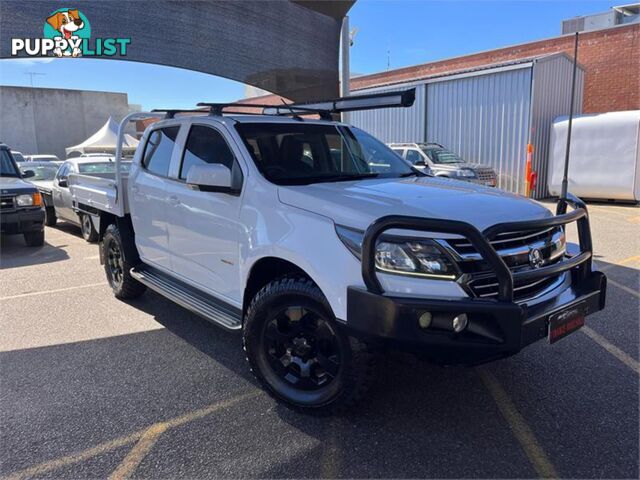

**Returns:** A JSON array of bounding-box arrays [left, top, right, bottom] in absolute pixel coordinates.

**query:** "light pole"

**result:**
[[560, 32, 579, 200], [340, 16, 350, 99], [24, 71, 45, 87]]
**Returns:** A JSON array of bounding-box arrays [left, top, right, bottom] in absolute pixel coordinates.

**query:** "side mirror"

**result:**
[[186, 164, 238, 195], [58, 178, 68, 188], [22, 170, 35, 179]]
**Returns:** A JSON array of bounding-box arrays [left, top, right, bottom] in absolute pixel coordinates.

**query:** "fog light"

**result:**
[[418, 312, 432, 329], [452, 314, 468, 333]]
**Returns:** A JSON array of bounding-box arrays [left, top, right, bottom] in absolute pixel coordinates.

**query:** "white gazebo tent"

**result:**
[[65, 117, 139, 158]]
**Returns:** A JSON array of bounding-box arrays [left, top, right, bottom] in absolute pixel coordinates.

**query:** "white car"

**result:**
[[69, 91, 606, 413], [11, 150, 26, 163], [24, 154, 61, 162]]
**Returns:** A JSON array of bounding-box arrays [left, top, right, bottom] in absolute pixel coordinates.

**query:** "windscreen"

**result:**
[[21, 164, 58, 181], [78, 162, 131, 174], [1, 150, 20, 177], [422, 147, 464, 164], [235, 123, 416, 185]]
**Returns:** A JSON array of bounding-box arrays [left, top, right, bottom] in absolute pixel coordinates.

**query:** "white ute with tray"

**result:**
[[70, 90, 607, 413]]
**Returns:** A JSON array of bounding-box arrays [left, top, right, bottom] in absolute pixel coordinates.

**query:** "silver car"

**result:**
[[46, 156, 130, 242], [389, 142, 497, 187]]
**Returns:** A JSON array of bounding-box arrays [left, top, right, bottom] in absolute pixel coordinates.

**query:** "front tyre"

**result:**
[[243, 277, 377, 414], [44, 207, 57, 227], [80, 213, 98, 242], [102, 224, 146, 299]]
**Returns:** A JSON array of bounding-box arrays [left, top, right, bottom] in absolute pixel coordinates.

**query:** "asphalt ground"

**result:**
[[1, 202, 638, 479]]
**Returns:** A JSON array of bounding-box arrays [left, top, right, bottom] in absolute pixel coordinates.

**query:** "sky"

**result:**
[[0, 0, 614, 110]]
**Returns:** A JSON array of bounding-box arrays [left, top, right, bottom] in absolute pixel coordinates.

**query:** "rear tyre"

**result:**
[[102, 223, 146, 299], [243, 276, 377, 414], [23, 230, 45, 247], [44, 207, 57, 227], [80, 214, 98, 242]]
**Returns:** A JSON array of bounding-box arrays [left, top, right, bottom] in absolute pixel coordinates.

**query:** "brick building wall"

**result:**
[[350, 24, 639, 114]]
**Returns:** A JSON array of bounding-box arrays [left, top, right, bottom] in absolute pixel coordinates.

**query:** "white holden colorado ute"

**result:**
[[69, 90, 607, 413]]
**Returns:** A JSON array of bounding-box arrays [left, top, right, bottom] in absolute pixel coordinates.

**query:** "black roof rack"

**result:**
[[150, 89, 416, 121], [196, 88, 416, 120], [196, 102, 334, 119], [150, 108, 209, 119]]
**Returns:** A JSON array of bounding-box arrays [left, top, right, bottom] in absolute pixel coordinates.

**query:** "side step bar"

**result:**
[[130, 265, 242, 331]]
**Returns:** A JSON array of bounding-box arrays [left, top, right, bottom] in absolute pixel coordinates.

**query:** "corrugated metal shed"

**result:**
[[347, 53, 584, 198], [346, 82, 427, 143], [426, 66, 532, 194], [529, 54, 584, 197]]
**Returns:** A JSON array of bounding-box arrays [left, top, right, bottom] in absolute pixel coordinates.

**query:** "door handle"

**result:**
[[167, 195, 180, 206]]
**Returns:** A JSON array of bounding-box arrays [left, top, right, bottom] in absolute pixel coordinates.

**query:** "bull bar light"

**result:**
[[264, 89, 416, 115]]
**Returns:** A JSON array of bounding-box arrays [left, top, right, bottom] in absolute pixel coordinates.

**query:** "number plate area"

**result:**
[[548, 301, 587, 344]]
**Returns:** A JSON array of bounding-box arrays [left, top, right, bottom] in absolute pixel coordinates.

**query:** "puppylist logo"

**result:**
[[11, 8, 131, 58]]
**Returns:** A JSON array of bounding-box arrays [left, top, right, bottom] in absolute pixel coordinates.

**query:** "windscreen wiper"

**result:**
[[277, 173, 380, 185], [311, 173, 380, 183]]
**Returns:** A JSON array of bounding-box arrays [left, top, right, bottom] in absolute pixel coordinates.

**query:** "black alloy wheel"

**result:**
[[101, 223, 146, 299], [263, 305, 342, 393], [244, 277, 378, 413], [106, 238, 124, 290]]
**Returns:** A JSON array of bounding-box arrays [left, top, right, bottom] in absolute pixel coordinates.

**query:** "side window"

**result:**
[[56, 163, 69, 180], [391, 148, 404, 157], [142, 126, 179, 177], [179, 125, 235, 180], [406, 149, 424, 165]]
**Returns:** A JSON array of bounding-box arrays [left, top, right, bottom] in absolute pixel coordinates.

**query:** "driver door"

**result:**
[[52, 162, 75, 221], [165, 122, 244, 302]]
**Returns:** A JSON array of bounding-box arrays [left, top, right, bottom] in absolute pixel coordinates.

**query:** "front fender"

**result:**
[[240, 204, 362, 320]]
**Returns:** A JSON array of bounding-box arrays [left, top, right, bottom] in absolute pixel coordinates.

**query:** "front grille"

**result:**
[[475, 168, 496, 183], [467, 273, 563, 301], [448, 227, 557, 255], [445, 226, 566, 302], [0, 195, 15, 210]]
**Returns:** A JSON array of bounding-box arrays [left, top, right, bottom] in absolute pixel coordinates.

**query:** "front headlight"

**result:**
[[455, 169, 476, 178], [15, 193, 42, 207], [16, 194, 34, 206], [335, 225, 458, 280]]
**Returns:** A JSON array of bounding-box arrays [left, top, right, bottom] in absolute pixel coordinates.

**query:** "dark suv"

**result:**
[[0, 144, 45, 246]]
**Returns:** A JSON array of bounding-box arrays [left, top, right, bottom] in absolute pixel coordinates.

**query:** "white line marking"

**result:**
[[0, 283, 106, 300], [581, 326, 640, 375], [608, 278, 640, 299]]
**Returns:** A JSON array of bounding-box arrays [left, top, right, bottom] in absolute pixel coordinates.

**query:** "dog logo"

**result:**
[[46, 9, 85, 57], [528, 248, 544, 269], [11, 8, 130, 58], [44, 8, 90, 57]]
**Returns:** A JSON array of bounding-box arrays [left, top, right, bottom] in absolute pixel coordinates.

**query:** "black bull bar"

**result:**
[[360, 193, 593, 303]]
